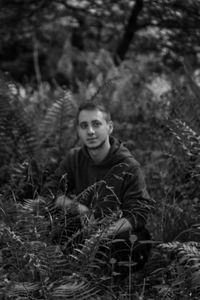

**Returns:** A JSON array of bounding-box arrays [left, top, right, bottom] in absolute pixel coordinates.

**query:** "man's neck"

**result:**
[[88, 141, 111, 163]]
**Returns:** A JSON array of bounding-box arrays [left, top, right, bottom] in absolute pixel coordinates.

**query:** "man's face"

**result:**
[[77, 109, 113, 150]]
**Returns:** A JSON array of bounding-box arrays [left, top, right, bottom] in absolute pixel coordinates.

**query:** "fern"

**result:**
[[38, 90, 77, 155], [7, 282, 41, 299], [161, 113, 200, 238], [68, 214, 120, 279], [0, 193, 118, 299], [156, 241, 200, 297], [0, 75, 40, 201], [50, 275, 105, 300], [163, 73, 200, 132], [89, 76, 121, 104], [0, 76, 79, 200], [183, 59, 200, 102], [166, 119, 200, 216], [0, 78, 38, 160], [167, 119, 200, 163], [74, 180, 106, 206]]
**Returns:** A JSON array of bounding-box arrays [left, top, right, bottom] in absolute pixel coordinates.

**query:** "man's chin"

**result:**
[[86, 140, 105, 150], [86, 143, 101, 150]]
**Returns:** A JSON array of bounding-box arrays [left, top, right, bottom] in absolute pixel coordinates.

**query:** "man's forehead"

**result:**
[[78, 109, 105, 122]]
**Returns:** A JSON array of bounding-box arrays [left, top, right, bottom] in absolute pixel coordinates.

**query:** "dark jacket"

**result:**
[[45, 136, 152, 231]]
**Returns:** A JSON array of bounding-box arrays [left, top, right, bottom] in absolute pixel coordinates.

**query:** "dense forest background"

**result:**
[[0, 0, 200, 299]]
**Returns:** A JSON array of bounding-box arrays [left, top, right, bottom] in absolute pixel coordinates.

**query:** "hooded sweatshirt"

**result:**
[[45, 136, 151, 231]]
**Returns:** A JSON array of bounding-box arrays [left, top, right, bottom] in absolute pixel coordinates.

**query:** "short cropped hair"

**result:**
[[76, 101, 111, 124]]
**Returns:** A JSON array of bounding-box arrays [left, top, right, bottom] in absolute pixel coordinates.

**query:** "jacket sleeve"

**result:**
[[121, 166, 153, 231], [42, 150, 75, 199]]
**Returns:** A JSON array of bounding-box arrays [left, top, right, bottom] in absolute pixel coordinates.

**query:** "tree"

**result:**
[[0, 0, 199, 82]]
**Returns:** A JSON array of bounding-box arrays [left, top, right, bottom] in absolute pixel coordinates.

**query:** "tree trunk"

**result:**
[[114, 0, 144, 64]]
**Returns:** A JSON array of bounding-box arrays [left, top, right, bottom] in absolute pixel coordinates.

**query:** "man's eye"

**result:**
[[80, 123, 88, 129], [93, 121, 101, 127]]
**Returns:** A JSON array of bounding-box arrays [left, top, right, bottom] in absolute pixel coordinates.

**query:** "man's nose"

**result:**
[[87, 125, 95, 134]]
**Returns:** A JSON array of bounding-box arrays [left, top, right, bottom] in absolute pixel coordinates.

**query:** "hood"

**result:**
[[82, 136, 133, 167]]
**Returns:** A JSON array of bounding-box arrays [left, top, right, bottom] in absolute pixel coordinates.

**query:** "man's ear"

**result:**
[[108, 121, 113, 134]]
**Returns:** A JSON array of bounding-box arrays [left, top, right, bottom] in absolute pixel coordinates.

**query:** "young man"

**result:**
[[46, 101, 152, 279]]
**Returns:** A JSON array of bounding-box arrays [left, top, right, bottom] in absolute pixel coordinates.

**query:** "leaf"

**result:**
[[129, 234, 138, 244], [8, 282, 40, 297], [118, 261, 137, 267]]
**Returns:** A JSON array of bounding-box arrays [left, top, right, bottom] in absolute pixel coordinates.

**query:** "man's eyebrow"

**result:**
[[79, 119, 101, 124]]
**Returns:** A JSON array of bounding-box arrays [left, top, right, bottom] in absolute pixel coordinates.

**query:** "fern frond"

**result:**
[[1, 191, 118, 299], [5, 159, 42, 201], [0, 130, 13, 164], [167, 119, 200, 170], [0, 75, 38, 164], [8, 282, 41, 298], [39, 90, 77, 143], [69, 230, 103, 271], [158, 241, 200, 293], [74, 180, 106, 206], [67, 213, 122, 280], [183, 59, 200, 101], [0, 72, 14, 118], [26, 243, 70, 278], [90, 76, 121, 103], [51, 276, 102, 300]]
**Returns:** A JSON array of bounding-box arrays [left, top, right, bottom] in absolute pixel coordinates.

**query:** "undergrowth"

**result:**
[[0, 69, 200, 299]]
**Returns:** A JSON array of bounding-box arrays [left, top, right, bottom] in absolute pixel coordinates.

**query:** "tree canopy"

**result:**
[[0, 0, 199, 83]]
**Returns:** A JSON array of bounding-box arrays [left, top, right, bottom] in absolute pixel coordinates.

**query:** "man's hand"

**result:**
[[55, 195, 73, 208], [101, 218, 132, 239], [55, 195, 89, 215], [77, 203, 89, 214]]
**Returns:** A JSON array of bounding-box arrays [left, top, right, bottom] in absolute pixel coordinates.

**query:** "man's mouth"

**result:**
[[87, 138, 97, 142]]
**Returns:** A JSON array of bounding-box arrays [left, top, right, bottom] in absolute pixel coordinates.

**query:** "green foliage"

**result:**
[[0, 77, 78, 201], [0, 76, 37, 164], [155, 241, 200, 299], [152, 72, 200, 241], [1, 0, 200, 84], [1, 56, 200, 299], [0, 194, 120, 299], [38, 89, 78, 163]]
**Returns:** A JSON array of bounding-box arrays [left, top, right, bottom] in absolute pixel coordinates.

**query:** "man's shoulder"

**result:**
[[68, 146, 82, 156], [117, 143, 140, 168], [122, 155, 140, 170], [61, 146, 82, 163]]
